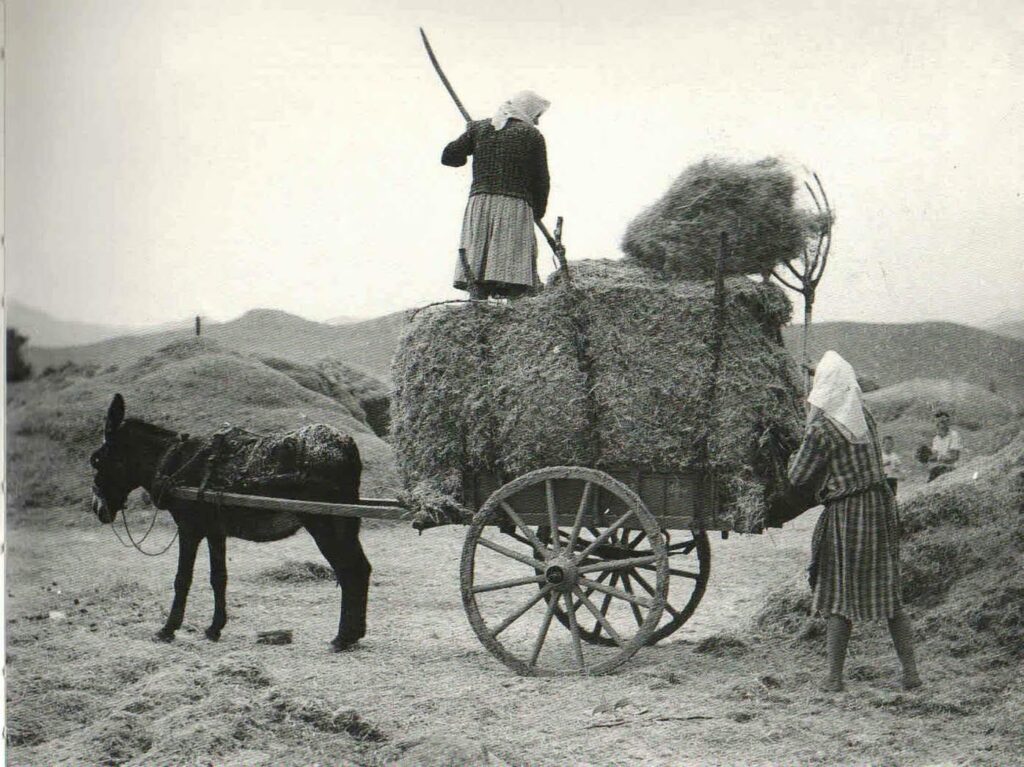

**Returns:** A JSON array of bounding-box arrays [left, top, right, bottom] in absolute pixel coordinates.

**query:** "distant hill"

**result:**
[[26, 308, 409, 383], [325, 315, 366, 325], [5, 300, 189, 347], [782, 321, 1024, 400], [989, 319, 1024, 341]]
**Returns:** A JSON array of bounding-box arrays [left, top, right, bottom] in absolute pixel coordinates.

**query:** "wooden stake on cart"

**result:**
[[539, 216, 571, 284], [705, 232, 728, 538]]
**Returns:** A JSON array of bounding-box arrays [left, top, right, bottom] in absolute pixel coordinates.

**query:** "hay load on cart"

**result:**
[[387, 254, 809, 675], [392, 258, 805, 535]]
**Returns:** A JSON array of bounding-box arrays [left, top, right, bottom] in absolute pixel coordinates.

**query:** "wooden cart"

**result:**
[[173, 462, 719, 677]]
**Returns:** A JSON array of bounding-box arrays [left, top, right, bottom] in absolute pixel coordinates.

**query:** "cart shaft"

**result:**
[[170, 487, 407, 520]]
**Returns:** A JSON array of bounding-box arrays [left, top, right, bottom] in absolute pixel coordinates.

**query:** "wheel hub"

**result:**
[[544, 557, 577, 592], [545, 565, 565, 584]]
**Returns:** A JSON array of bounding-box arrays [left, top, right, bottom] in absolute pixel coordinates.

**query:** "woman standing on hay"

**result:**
[[788, 351, 922, 692], [442, 90, 550, 300]]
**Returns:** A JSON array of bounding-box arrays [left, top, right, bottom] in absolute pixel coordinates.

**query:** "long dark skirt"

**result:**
[[453, 193, 539, 296]]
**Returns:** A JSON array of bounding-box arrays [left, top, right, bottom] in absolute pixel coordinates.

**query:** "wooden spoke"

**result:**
[[667, 568, 702, 580], [574, 508, 635, 562], [552, 525, 603, 556], [593, 573, 617, 634], [628, 530, 647, 549], [571, 569, 613, 622], [578, 575, 653, 609], [635, 562, 701, 579], [667, 540, 698, 555], [578, 568, 613, 603], [478, 536, 545, 570], [567, 481, 593, 552], [545, 480, 559, 555], [629, 568, 683, 618], [500, 501, 548, 556], [563, 568, 613, 616], [563, 591, 587, 672], [619, 574, 646, 628], [504, 529, 539, 550], [528, 597, 558, 668], [574, 587, 625, 647], [576, 555, 659, 575], [471, 574, 548, 594], [492, 584, 554, 637], [628, 568, 655, 595]]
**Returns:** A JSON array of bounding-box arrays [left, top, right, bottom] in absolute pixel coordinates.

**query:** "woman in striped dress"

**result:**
[[788, 351, 922, 692], [442, 91, 550, 299]]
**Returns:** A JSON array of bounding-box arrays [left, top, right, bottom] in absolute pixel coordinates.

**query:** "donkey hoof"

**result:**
[[205, 627, 222, 642], [330, 636, 360, 653], [154, 629, 176, 643]]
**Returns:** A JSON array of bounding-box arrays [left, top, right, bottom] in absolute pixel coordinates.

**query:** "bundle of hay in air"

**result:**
[[621, 157, 824, 279], [391, 259, 805, 533]]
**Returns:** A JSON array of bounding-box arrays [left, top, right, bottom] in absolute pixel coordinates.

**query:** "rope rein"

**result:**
[[118, 506, 179, 557], [110, 435, 201, 558]]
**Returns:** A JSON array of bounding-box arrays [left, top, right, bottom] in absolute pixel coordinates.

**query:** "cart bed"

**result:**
[[462, 466, 724, 531]]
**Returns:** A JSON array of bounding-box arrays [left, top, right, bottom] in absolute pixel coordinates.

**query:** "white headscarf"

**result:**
[[492, 90, 550, 131], [807, 350, 871, 444]]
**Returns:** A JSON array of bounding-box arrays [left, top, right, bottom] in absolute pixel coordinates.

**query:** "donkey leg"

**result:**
[[305, 518, 371, 651], [205, 534, 228, 641], [335, 518, 371, 647], [156, 528, 202, 642]]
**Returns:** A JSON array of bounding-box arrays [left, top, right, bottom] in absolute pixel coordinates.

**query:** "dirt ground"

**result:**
[[6, 503, 1019, 766]]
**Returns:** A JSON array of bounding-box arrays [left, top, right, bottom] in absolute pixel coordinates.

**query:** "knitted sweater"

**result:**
[[441, 119, 550, 220]]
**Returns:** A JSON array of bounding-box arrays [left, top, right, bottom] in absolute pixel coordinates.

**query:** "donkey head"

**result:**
[[90, 393, 133, 523]]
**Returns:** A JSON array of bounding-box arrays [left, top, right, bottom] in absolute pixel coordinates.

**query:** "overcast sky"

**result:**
[[5, 0, 1023, 328]]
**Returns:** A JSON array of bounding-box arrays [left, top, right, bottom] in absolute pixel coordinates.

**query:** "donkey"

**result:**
[[89, 393, 371, 651]]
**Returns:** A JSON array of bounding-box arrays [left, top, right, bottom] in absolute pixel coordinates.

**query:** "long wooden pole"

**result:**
[[420, 28, 471, 123], [171, 487, 408, 520]]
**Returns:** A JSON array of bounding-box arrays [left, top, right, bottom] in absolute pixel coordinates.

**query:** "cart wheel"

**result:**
[[646, 529, 710, 643], [536, 527, 710, 646], [460, 466, 669, 676]]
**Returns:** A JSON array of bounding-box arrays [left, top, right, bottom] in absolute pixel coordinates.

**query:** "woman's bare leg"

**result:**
[[822, 614, 852, 691], [887, 608, 922, 689]]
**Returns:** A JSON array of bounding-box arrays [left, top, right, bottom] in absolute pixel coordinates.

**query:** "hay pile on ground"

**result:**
[[262, 356, 393, 437], [621, 157, 824, 279], [256, 560, 335, 584], [7, 595, 386, 765], [392, 259, 804, 533]]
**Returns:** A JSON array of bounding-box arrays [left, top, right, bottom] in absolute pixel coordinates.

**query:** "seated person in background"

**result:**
[[881, 435, 904, 494], [926, 410, 962, 482]]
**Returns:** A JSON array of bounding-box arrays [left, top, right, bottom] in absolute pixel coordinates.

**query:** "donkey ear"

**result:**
[[106, 393, 126, 437]]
